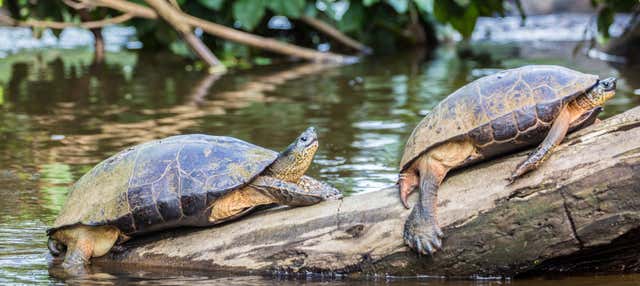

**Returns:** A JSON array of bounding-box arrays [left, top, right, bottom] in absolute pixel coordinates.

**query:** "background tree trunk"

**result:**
[[94, 107, 640, 278]]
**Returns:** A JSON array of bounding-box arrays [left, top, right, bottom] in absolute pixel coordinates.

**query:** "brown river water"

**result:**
[[0, 41, 638, 284]]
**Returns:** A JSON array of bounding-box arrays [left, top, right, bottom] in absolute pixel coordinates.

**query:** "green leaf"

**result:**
[[363, 0, 380, 6], [267, 0, 305, 18], [453, 0, 470, 7], [170, 40, 192, 57], [0, 87, 4, 105], [449, 3, 478, 38], [320, 0, 338, 20], [197, 0, 225, 11], [304, 2, 317, 17], [433, 0, 453, 22], [337, 1, 365, 32], [233, 0, 266, 30], [386, 0, 409, 13], [413, 0, 433, 14], [597, 7, 614, 40]]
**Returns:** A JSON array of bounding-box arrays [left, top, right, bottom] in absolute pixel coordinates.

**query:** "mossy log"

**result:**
[[96, 106, 640, 278]]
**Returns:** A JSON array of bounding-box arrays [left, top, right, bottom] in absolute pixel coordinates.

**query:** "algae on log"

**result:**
[[96, 106, 640, 278]]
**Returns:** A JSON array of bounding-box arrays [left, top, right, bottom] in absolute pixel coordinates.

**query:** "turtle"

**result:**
[[398, 65, 617, 255], [47, 127, 341, 268]]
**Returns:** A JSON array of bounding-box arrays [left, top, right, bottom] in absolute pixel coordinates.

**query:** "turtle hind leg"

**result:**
[[403, 141, 475, 255], [49, 225, 120, 268], [509, 106, 571, 184], [403, 157, 446, 255]]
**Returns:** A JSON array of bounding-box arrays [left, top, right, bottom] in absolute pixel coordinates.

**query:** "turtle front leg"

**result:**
[[297, 175, 342, 200], [251, 176, 325, 206], [509, 106, 571, 183], [62, 239, 94, 268]]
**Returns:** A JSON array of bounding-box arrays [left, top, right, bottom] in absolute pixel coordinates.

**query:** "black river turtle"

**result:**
[[47, 127, 341, 267], [398, 65, 617, 255]]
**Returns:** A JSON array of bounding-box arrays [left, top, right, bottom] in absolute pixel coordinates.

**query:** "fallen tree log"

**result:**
[[96, 106, 640, 278]]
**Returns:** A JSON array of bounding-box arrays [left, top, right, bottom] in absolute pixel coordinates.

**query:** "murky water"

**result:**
[[0, 39, 638, 284]]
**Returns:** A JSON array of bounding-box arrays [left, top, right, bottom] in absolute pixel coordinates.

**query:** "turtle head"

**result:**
[[269, 127, 319, 181], [587, 77, 617, 106]]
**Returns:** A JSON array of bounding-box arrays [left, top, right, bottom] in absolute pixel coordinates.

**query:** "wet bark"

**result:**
[[77, 9, 105, 64], [96, 106, 640, 278]]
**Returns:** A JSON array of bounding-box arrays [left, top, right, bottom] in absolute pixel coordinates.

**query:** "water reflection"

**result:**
[[0, 43, 638, 284]]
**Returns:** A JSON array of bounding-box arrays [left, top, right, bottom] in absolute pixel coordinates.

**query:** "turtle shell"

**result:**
[[400, 65, 599, 171], [49, 134, 278, 236]]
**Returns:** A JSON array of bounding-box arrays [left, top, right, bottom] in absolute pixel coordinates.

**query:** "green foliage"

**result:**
[[4, 0, 521, 60], [197, 0, 225, 10], [433, 0, 505, 39], [232, 0, 266, 30], [597, 6, 614, 40], [387, 0, 409, 13], [337, 1, 365, 33], [267, 0, 306, 18], [592, 0, 639, 43]]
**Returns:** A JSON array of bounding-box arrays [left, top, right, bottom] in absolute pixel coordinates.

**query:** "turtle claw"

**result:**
[[403, 207, 444, 256]]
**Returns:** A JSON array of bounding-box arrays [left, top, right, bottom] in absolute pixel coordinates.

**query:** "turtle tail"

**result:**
[[47, 238, 63, 257]]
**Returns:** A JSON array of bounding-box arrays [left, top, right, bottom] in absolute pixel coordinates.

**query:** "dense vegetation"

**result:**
[[2, 0, 638, 66]]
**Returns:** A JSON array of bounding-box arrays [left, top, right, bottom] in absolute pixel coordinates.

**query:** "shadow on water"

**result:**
[[0, 40, 638, 284]]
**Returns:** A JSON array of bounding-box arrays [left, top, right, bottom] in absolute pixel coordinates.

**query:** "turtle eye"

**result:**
[[300, 136, 308, 142]]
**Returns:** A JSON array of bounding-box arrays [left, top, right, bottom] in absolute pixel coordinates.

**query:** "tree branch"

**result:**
[[0, 13, 133, 29], [144, 0, 224, 72], [299, 16, 372, 54], [77, 0, 355, 63]]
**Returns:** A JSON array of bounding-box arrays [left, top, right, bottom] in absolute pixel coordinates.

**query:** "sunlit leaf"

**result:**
[[267, 0, 305, 18], [337, 1, 364, 32], [449, 3, 478, 38], [197, 0, 225, 10], [170, 40, 192, 58], [386, 0, 409, 13], [414, 0, 433, 14], [232, 0, 266, 30], [364, 0, 380, 6]]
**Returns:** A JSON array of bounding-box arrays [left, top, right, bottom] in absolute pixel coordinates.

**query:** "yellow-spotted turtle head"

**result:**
[[267, 127, 319, 182]]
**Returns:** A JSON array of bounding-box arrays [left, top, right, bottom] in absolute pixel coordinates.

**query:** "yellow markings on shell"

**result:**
[[54, 150, 138, 228]]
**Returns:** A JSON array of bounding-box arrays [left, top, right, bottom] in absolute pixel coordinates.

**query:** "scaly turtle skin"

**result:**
[[398, 65, 617, 255], [47, 127, 341, 268]]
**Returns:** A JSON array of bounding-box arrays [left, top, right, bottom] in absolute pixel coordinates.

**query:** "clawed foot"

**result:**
[[506, 174, 518, 185], [403, 207, 444, 255]]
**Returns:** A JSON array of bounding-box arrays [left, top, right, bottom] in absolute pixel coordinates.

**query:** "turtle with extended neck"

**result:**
[[47, 127, 341, 267], [399, 65, 616, 255]]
